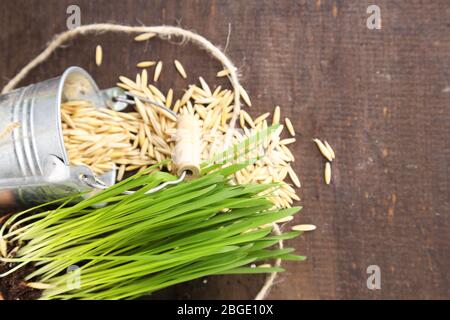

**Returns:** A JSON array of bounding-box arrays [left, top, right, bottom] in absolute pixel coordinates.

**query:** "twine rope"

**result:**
[[1, 23, 280, 300], [1, 24, 239, 148]]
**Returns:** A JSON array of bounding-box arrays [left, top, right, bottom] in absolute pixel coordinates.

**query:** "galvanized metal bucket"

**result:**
[[0, 67, 116, 207]]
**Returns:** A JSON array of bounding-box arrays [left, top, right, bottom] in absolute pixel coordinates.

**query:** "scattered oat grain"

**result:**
[[324, 162, 331, 185], [137, 61, 156, 68], [95, 45, 103, 67], [273, 106, 280, 125], [134, 32, 156, 42], [217, 69, 231, 77], [324, 140, 335, 160], [285, 118, 295, 136], [174, 60, 187, 79], [292, 224, 317, 232], [154, 61, 163, 82], [313, 138, 333, 162], [0, 122, 20, 140], [288, 166, 301, 188], [239, 86, 252, 107]]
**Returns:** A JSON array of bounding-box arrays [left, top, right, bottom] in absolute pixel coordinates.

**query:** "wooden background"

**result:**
[[0, 0, 449, 299]]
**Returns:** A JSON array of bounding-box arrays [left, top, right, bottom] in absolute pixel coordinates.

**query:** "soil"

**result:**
[[0, 262, 41, 300], [1, 196, 54, 300], [0, 213, 41, 300]]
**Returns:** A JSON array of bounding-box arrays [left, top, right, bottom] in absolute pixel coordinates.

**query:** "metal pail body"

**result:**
[[0, 67, 116, 207]]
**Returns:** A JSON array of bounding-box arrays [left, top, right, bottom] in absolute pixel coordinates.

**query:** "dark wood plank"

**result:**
[[0, 0, 448, 299]]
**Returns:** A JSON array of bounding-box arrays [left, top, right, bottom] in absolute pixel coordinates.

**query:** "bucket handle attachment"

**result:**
[[78, 173, 107, 190]]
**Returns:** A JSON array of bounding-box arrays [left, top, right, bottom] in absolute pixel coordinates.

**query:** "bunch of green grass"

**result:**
[[0, 126, 304, 300]]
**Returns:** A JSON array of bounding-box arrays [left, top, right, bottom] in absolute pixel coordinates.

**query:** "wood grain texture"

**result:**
[[0, 0, 449, 299]]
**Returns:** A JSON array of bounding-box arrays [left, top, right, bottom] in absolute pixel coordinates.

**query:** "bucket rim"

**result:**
[[56, 66, 101, 165], [57, 66, 117, 188]]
